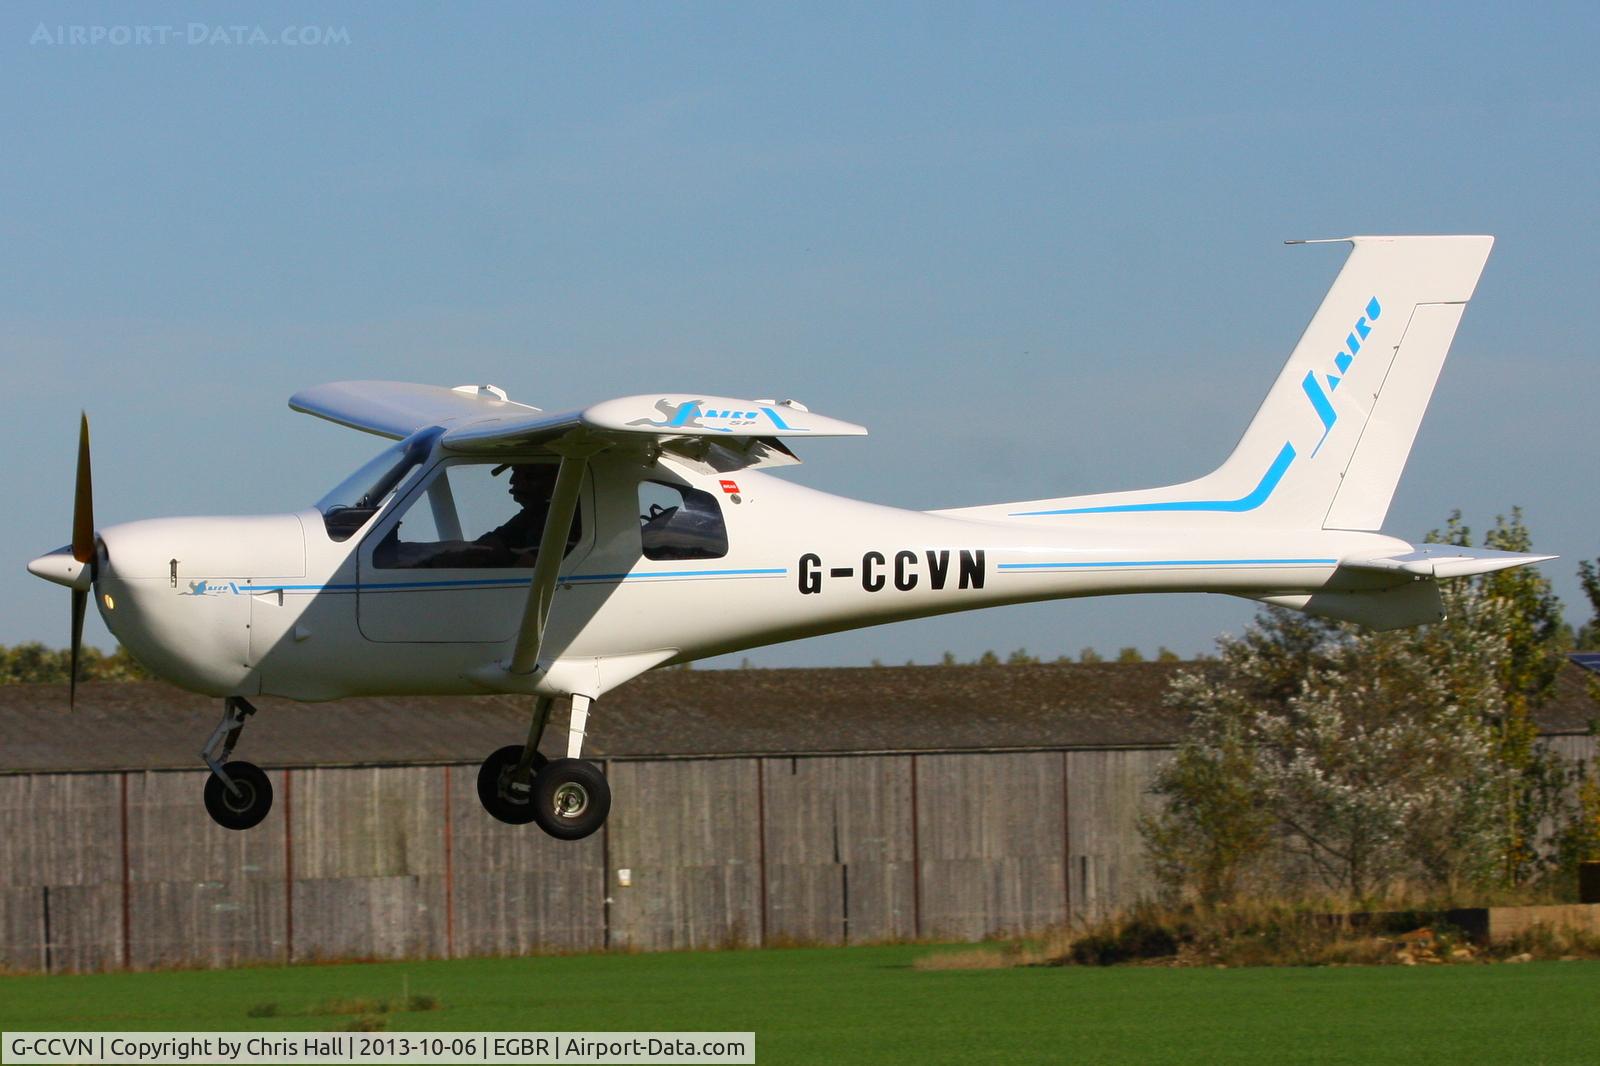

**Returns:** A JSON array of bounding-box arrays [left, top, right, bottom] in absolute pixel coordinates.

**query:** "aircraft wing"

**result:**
[[289, 381, 542, 440], [442, 394, 866, 451], [291, 383, 867, 452]]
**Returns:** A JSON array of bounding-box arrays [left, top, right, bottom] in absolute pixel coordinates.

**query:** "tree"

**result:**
[[1078, 647, 1104, 664], [1428, 509, 1569, 700], [1141, 609, 1343, 903], [1142, 668, 1276, 905], [1143, 576, 1532, 902], [1556, 746, 1600, 870], [1426, 509, 1572, 883], [1249, 586, 1512, 896], [1116, 647, 1145, 663], [1156, 647, 1181, 662], [1577, 559, 1600, 651], [1007, 648, 1039, 665]]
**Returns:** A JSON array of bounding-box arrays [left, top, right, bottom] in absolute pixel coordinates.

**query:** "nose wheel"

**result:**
[[203, 760, 273, 830], [199, 697, 274, 830]]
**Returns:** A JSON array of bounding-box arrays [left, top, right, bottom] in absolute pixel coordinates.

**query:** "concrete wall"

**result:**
[[0, 746, 1170, 972]]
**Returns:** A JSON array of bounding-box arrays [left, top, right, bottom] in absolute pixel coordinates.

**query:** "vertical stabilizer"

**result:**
[[981, 236, 1493, 530], [1225, 235, 1493, 530]]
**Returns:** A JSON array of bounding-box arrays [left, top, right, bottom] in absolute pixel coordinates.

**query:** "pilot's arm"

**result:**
[[472, 509, 542, 567]]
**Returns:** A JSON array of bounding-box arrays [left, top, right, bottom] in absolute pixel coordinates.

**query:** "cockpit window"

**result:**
[[638, 481, 728, 561], [372, 460, 581, 569], [316, 429, 439, 541]]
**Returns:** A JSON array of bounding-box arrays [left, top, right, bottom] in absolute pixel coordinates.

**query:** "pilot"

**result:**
[[474, 463, 562, 566], [378, 463, 579, 568]]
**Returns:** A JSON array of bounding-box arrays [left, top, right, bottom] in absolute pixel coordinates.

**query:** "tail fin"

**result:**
[[994, 236, 1493, 530]]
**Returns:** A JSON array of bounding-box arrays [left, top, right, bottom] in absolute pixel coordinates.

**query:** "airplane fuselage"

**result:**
[[91, 444, 1412, 702]]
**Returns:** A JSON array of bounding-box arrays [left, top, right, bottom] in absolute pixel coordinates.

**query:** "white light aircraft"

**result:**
[[28, 235, 1551, 838]]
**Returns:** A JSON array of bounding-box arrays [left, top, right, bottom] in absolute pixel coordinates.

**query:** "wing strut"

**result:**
[[508, 444, 601, 676]]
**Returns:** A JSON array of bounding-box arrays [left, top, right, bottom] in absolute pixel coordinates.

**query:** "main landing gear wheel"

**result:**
[[203, 761, 273, 830], [531, 758, 611, 841], [477, 744, 549, 825]]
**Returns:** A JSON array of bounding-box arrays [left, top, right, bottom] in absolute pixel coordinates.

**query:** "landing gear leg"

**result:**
[[531, 694, 611, 841], [200, 697, 273, 830], [477, 695, 554, 825]]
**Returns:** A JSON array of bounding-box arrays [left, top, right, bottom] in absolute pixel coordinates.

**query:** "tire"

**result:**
[[203, 761, 273, 830], [531, 759, 611, 841], [476, 744, 548, 825]]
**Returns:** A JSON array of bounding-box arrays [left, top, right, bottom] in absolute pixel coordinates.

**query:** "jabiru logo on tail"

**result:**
[[1302, 297, 1381, 458]]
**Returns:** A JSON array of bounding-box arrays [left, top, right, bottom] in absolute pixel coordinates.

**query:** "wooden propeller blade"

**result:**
[[72, 413, 95, 565], [70, 588, 86, 712]]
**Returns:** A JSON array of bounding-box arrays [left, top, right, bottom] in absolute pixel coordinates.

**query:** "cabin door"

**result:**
[[357, 458, 590, 643]]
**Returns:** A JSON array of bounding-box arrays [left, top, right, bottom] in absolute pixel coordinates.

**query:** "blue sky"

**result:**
[[3, 2, 1597, 666]]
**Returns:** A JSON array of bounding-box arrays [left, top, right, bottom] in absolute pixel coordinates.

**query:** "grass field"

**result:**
[[4, 945, 1599, 1064]]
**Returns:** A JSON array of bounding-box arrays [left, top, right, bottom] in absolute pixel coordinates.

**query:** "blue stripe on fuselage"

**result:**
[[218, 567, 789, 596], [998, 557, 1336, 571], [1009, 441, 1297, 517]]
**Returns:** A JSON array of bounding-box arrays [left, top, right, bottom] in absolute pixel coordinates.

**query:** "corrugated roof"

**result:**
[[1547, 660, 1600, 732], [1, 661, 1594, 774]]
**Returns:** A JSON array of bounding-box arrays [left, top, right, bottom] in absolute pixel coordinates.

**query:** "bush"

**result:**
[[1048, 901, 1504, 968], [0, 642, 151, 684], [1063, 913, 1182, 966]]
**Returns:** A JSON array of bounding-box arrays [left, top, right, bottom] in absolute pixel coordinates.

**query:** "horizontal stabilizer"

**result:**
[[1252, 582, 1445, 631], [1339, 545, 1557, 580], [1251, 545, 1555, 630]]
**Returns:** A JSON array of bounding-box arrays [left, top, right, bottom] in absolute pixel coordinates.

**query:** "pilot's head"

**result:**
[[506, 464, 556, 508]]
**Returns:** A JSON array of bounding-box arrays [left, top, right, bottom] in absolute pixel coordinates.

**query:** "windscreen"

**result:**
[[315, 429, 440, 541]]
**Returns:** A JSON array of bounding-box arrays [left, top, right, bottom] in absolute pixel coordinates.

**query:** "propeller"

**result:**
[[70, 413, 95, 710]]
